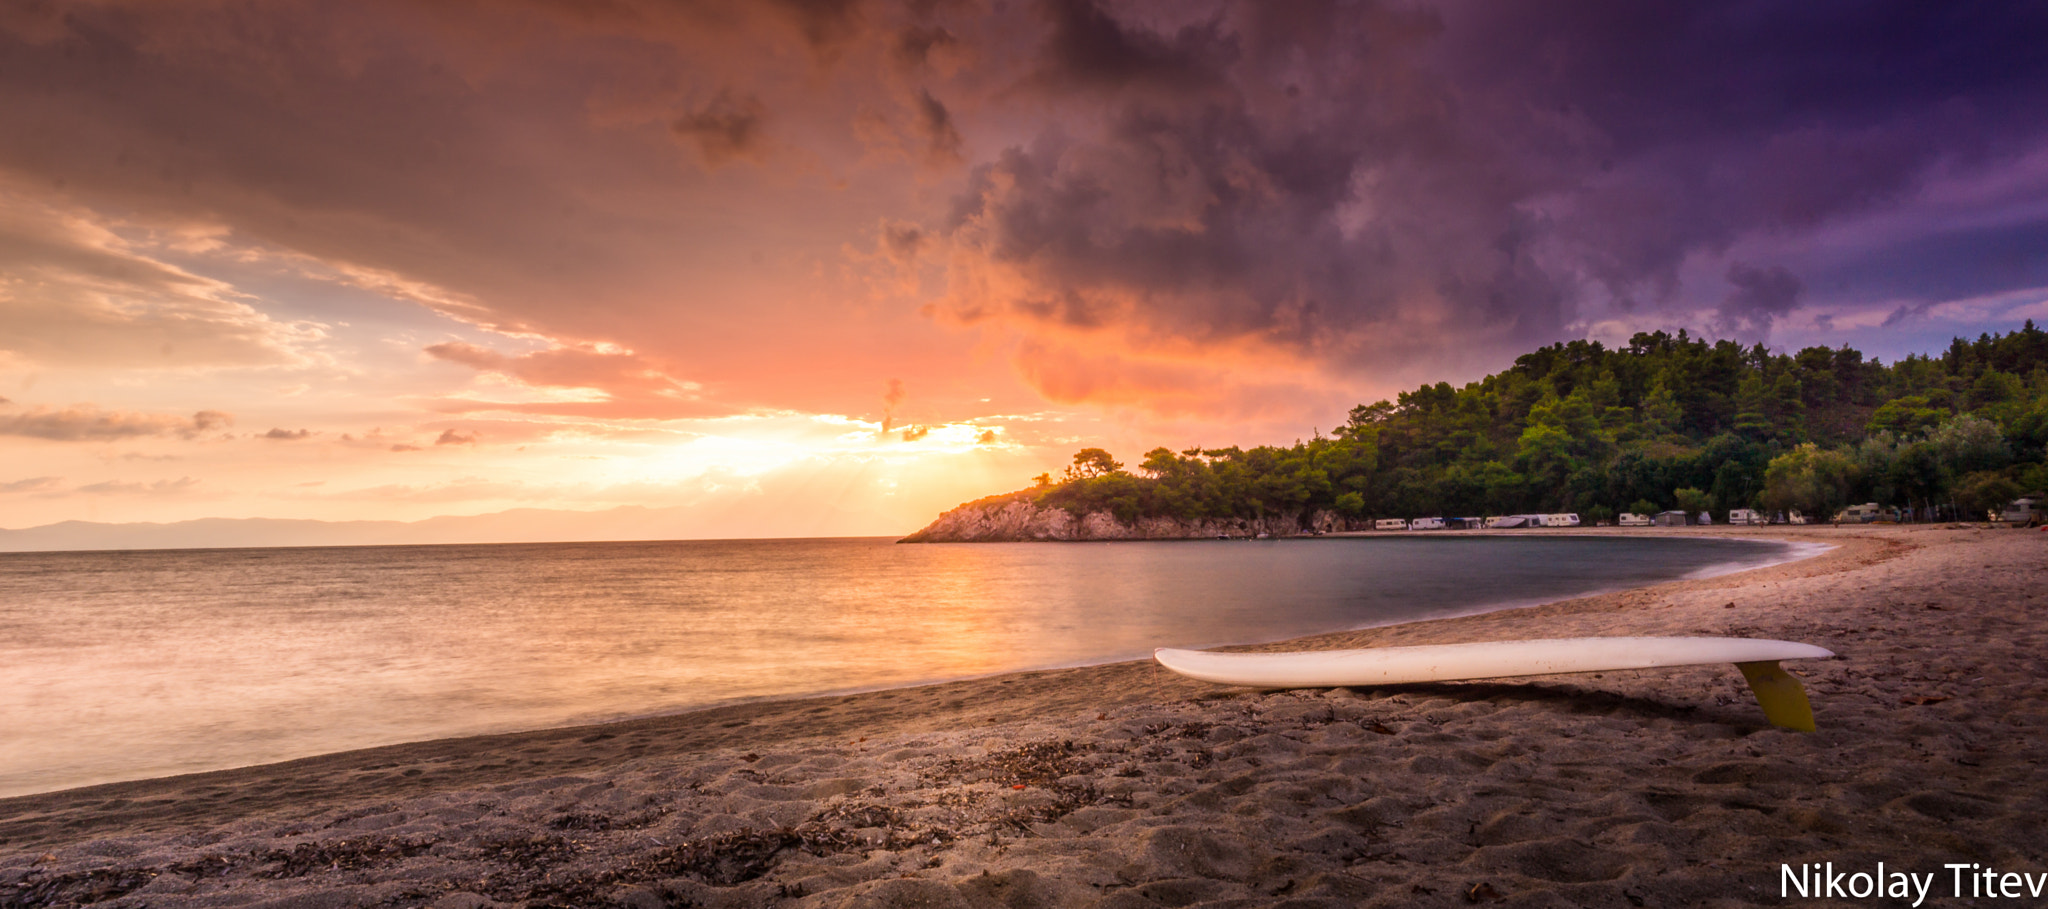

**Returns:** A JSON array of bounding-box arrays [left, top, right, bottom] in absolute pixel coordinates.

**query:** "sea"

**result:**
[[0, 534, 1817, 798]]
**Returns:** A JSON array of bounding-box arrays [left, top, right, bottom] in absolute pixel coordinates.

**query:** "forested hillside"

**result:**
[[1021, 324, 2048, 526]]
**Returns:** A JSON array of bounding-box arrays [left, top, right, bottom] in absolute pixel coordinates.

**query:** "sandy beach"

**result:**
[[3, 524, 2043, 908]]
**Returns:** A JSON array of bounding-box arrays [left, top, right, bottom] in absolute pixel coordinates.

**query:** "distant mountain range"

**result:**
[[0, 505, 896, 552]]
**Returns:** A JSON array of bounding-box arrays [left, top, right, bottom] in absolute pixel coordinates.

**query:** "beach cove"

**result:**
[[3, 525, 2044, 908]]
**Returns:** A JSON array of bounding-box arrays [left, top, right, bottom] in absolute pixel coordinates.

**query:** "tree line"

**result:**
[[1019, 323, 2048, 526]]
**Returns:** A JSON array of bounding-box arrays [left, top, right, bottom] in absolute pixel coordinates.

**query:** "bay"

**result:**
[[0, 534, 1811, 797]]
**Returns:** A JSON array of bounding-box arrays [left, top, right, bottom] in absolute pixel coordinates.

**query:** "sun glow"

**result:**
[[546, 411, 1022, 497]]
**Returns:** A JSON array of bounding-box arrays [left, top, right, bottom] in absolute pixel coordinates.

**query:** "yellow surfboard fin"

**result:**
[[1736, 660, 1816, 731]]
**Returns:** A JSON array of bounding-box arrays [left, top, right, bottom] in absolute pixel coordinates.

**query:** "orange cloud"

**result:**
[[1010, 338, 1350, 426], [73, 477, 203, 496], [0, 404, 231, 442], [423, 341, 733, 419], [0, 184, 319, 370]]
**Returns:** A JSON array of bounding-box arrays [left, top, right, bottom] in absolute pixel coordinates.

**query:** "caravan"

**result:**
[[1373, 518, 1408, 531], [1543, 513, 1581, 528], [1727, 509, 1765, 525], [1617, 513, 1652, 526], [1409, 517, 1447, 531]]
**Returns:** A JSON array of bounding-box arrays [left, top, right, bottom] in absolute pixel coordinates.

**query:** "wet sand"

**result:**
[[3, 524, 2044, 908]]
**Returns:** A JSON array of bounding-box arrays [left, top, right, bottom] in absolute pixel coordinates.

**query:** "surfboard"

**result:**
[[1153, 636, 1834, 730]]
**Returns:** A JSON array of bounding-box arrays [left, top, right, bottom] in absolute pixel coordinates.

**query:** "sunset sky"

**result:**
[[3, 1, 2047, 541]]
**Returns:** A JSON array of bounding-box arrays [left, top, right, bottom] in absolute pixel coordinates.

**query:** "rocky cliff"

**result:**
[[899, 492, 1363, 542]]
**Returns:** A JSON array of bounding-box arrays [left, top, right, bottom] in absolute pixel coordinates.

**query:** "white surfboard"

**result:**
[[1154, 636, 1834, 730]]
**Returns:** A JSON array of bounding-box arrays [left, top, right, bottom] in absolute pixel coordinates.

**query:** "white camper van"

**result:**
[[1373, 518, 1408, 531], [1409, 517, 1446, 530], [1617, 513, 1652, 526], [1727, 509, 1765, 525], [1543, 513, 1581, 527]]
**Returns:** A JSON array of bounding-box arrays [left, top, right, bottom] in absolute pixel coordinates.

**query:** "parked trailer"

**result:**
[[1617, 513, 1652, 526], [1373, 518, 1409, 531], [1409, 517, 1447, 530], [1543, 513, 1581, 527]]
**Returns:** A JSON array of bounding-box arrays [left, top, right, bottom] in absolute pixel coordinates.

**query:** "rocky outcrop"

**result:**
[[899, 494, 1363, 542]]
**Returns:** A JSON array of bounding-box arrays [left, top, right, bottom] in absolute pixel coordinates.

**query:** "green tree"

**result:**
[[976, 325, 2048, 535], [1927, 414, 2010, 476], [1851, 432, 1900, 506], [1761, 443, 1857, 523], [1638, 381, 1683, 437], [1063, 448, 1123, 481], [1673, 487, 1713, 518], [1733, 372, 1774, 440], [1954, 471, 2022, 522], [1886, 440, 1945, 516], [1866, 395, 1950, 436]]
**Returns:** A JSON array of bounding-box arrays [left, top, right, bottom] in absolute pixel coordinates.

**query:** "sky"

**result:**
[[3, 0, 2047, 541]]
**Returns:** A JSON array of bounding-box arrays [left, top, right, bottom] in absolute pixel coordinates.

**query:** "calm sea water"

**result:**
[[0, 534, 1811, 797]]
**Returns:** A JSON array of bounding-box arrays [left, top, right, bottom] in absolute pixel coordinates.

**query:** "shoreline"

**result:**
[[0, 530, 1813, 802], [0, 527, 1905, 830], [5, 524, 2043, 907]]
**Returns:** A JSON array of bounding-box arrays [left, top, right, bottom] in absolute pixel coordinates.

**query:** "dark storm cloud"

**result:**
[[913, 89, 964, 165], [6, 0, 2047, 425], [1882, 301, 1936, 329], [769, 0, 867, 52], [1028, 0, 1231, 97], [1716, 263, 1805, 342], [936, 0, 2048, 379], [879, 220, 926, 265], [891, 24, 958, 70], [1429, 2, 2048, 302], [673, 90, 771, 167]]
